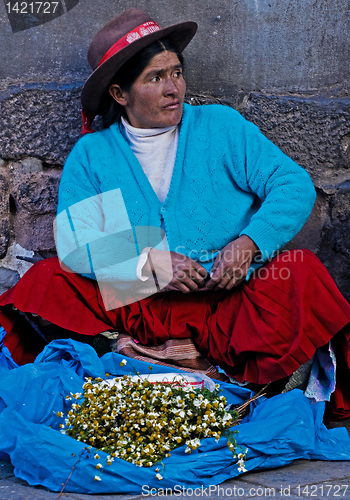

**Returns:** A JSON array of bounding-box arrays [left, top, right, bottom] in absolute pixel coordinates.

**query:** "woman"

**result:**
[[0, 8, 350, 418]]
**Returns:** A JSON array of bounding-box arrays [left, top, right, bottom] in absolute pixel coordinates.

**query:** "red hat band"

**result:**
[[98, 21, 161, 68]]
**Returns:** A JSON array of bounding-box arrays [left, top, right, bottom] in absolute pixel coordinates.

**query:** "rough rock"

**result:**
[[0, 267, 20, 295], [242, 93, 350, 188], [0, 84, 82, 164], [0, 173, 9, 258], [9, 169, 61, 215]]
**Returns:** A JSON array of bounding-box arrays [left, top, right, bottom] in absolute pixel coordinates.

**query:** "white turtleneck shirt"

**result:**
[[121, 116, 178, 204]]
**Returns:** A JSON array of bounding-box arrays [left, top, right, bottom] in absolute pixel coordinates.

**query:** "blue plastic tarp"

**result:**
[[0, 338, 349, 494]]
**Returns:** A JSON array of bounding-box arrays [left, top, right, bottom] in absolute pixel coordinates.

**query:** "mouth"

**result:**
[[163, 100, 181, 110]]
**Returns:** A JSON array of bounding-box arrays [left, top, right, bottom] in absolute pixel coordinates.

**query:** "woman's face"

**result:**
[[109, 50, 186, 129]]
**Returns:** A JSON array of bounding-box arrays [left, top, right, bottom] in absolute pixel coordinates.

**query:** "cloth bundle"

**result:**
[[115, 333, 228, 381], [0, 336, 349, 494]]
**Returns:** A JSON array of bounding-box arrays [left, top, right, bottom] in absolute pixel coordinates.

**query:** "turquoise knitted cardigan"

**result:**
[[56, 103, 316, 282]]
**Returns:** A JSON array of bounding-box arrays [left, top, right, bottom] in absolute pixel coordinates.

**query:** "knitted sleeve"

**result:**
[[56, 135, 142, 286], [219, 107, 316, 258]]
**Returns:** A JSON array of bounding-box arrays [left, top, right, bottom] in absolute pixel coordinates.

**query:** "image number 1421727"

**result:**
[[4, 0, 79, 32]]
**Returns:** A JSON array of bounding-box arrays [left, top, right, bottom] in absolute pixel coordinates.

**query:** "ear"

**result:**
[[109, 84, 128, 106]]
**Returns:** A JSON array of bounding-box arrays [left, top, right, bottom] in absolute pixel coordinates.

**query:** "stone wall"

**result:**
[[0, 0, 349, 299]]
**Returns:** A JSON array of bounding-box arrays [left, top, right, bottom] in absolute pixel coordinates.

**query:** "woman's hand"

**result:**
[[204, 235, 259, 291], [143, 248, 208, 293]]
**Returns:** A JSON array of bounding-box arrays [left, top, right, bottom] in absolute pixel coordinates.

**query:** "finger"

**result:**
[[231, 276, 246, 289], [175, 263, 207, 287], [190, 269, 208, 286], [205, 273, 226, 289], [225, 278, 235, 291], [207, 263, 230, 286], [196, 278, 207, 289], [225, 276, 244, 290], [213, 272, 232, 290], [208, 258, 221, 277], [174, 269, 200, 290], [203, 277, 217, 289], [187, 261, 208, 280], [205, 276, 228, 290], [171, 272, 198, 292], [171, 281, 192, 293], [181, 276, 199, 292], [225, 266, 248, 290], [210, 263, 247, 290], [195, 266, 209, 278], [160, 284, 179, 292], [175, 269, 188, 281]]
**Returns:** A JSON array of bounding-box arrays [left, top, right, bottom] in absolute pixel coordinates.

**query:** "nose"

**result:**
[[164, 76, 179, 96]]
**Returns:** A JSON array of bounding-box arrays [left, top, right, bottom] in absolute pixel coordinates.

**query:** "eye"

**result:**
[[174, 70, 183, 78], [150, 75, 161, 83]]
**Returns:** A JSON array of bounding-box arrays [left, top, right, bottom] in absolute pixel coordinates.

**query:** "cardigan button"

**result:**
[[160, 207, 166, 213]]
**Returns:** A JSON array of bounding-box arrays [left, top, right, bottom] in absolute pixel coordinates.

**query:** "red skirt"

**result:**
[[0, 250, 350, 417]]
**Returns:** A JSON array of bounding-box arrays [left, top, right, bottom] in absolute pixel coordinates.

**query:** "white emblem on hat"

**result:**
[[140, 25, 160, 36], [126, 32, 141, 44]]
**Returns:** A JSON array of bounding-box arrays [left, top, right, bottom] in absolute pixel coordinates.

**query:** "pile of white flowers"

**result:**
[[57, 361, 247, 480]]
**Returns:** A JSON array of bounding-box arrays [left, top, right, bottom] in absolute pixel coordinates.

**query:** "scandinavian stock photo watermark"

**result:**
[[4, 0, 79, 32], [54, 188, 304, 311], [141, 483, 349, 497]]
